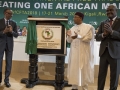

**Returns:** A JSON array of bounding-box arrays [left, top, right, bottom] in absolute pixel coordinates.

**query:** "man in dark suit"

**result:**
[[0, 8, 18, 87], [95, 4, 120, 90]]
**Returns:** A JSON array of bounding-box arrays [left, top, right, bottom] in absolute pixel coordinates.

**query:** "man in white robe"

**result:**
[[66, 12, 95, 90]]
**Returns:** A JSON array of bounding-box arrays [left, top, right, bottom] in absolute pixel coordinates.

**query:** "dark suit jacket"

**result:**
[[95, 17, 120, 59], [0, 18, 18, 51]]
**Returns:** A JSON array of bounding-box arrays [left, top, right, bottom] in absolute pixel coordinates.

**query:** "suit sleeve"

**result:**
[[110, 29, 120, 40], [95, 21, 105, 41], [12, 22, 18, 38], [0, 31, 4, 36], [0, 24, 4, 36]]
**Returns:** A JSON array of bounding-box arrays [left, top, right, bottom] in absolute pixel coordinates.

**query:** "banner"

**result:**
[[0, 0, 120, 30]]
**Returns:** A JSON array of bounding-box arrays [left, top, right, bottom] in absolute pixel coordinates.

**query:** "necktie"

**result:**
[[6, 20, 9, 27], [109, 19, 113, 26]]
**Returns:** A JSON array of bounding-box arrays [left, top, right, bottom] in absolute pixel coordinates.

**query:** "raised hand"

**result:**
[[3, 26, 10, 33], [8, 25, 13, 32], [103, 30, 109, 37], [104, 22, 113, 34], [3, 25, 13, 34], [71, 31, 77, 39], [66, 30, 72, 36]]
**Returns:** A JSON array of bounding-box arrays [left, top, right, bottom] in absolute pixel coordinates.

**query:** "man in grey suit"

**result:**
[[95, 4, 120, 90], [0, 8, 18, 87]]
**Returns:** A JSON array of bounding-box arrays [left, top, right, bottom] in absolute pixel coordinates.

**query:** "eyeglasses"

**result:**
[[6, 12, 13, 15]]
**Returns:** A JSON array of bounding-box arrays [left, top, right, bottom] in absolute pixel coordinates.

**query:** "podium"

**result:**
[[21, 17, 71, 90]]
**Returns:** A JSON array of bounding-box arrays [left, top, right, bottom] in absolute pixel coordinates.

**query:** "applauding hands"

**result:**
[[66, 30, 72, 36], [3, 25, 13, 34], [66, 30, 78, 39], [103, 22, 113, 36]]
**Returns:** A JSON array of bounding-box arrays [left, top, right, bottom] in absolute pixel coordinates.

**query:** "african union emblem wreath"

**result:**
[[42, 28, 53, 40]]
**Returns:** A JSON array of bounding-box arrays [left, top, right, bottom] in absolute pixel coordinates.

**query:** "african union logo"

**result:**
[[42, 28, 53, 40]]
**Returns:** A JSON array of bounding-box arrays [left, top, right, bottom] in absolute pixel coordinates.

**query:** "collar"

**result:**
[[109, 16, 117, 21], [4, 18, 11, 22]]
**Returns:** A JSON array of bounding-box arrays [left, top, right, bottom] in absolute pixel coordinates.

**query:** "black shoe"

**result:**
[[4, 82, 11, 87], [71, 89, 78, 90]]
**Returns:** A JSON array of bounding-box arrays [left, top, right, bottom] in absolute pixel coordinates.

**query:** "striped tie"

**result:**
[[6, 20, 9, 27]]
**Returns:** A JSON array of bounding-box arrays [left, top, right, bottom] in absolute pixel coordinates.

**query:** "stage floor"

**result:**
[[1, 61, 120, 90], [0, 73, 120, 90]]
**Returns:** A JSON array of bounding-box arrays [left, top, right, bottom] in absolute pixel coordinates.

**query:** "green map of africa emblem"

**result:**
[[42, 28, 53, 40]]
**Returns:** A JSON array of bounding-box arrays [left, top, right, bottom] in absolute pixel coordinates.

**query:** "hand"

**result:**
[[3, 27, 10, 34], [104, 22, 113, 34], [8, 25, 13, 32], [66, 30, 71, 36], [103, 30, 109, 36], [71, 31, 77, 39]]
